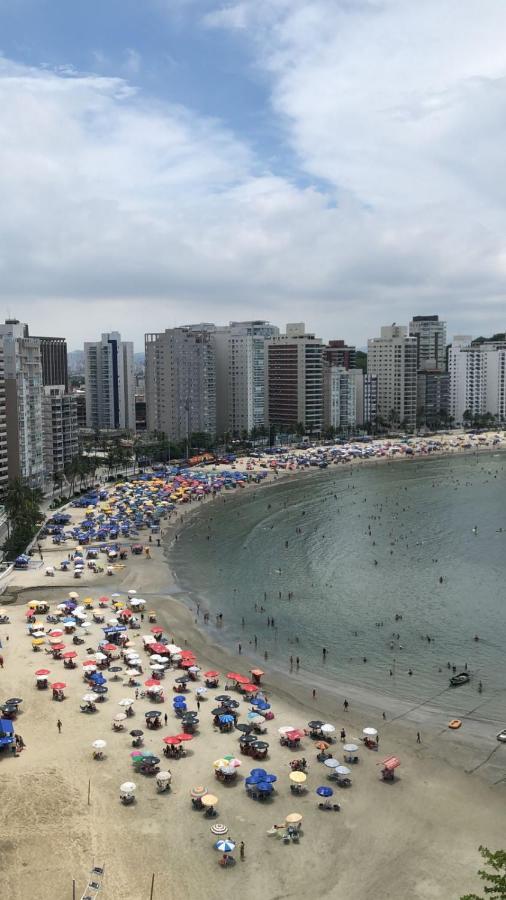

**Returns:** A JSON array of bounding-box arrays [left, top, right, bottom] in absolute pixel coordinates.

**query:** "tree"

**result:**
[[3, 478, 44, 559], [463, 409, 473, 427], [461, 846, 506, 899]]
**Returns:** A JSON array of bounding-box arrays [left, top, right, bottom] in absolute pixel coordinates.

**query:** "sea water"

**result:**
[[170, 454, 506, 723]]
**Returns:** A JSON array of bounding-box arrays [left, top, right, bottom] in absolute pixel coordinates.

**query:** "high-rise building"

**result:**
[[43, 386, 79, 479], [367, 325, 417, 429], [409, 315, 447, 371], [0, 320, 45, 487], [214, 321, 279, 436], [0, 342, 8, 495], [448, 336, 506, 424], [417, 371, 450, 427], [351, 370, 378, 428], [265, 324, 323, 433], [145, 325, 216, 443], [323, 365, 356, 431], [324, 340, 356, 370], [84, 332, 135, 431], [33, 335, 69, 391]]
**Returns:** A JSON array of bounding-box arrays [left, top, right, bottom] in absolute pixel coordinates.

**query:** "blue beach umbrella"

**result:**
[[316, 786, 333, 798], [250, 768, 267, 778], [262, 774, 277, 783], [215, 840, 236, 853], [219, 714, 234, 724], [256, 782, 273, 793], [245, 776, 261, 786]]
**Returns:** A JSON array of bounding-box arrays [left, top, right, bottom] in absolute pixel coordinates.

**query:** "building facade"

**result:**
[[43, 386, 79, 478], [351, 370, 378, 427], [34, 335, 69, 391], [449, 337, 506, 424], [0, 320, 45, 487], [214, 321, 279, 436], [417, 371, 450, 427], [367, 325, 417, 429], [265, 324, 323, 433], [145, 325, 216, 443], [0, 342, 8, 495], [323, 365, 356, 431], [409, 315, 447, 371], [84, 332, 135, 432], [324, 340, 356, 370]]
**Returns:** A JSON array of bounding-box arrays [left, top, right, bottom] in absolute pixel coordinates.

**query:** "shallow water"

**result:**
[[170, 454, 506, 723]]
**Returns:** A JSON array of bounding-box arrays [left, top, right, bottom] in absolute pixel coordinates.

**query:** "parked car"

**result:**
[[497, 729, 506, 743]]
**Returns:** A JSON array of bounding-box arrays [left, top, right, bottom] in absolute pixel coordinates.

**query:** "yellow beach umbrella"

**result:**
[[28, 601, 39, 609], [213, 759, 229, 769], [201, 794, 218, 807], [289, 771, 307, 784], [31, 638, 45, 646], [83, 598, 94, 607], [285, 813, 303, 824]]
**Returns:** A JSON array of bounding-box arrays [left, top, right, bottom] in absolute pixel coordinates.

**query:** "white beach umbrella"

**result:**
[[120, 782, 136, 793], [324, 758, 340, 769], [363, 727, 378, 738], [343, 743, 359, 754], [119, 698, 134, 707], [156, 771, 171, 783], [108, 618, 119, 626], [82, 694, 96, 703], [95, 652, 107, 661], [336, 766, 351, 776], [125, 668, 140, 677], [142, 635, 156, 644], [114, 713, 127, 722], [127, 590, 137, 598], [166, 644, 182, 654], [278, 726, 296, 735], [92, 740, 107, 750], [321, 724, 335, 735], [150, 664, 165, 672]]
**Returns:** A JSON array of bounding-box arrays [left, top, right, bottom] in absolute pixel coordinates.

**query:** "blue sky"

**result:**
[[1, 1, 506, 348]]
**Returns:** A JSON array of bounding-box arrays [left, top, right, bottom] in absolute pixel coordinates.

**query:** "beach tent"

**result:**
[[0, 718, 14, 747]]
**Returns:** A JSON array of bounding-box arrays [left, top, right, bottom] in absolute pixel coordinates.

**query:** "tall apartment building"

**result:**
[[0, 320, 45, 487], [351, 370, 378, 427], [409, 315, 447, 371], [214, 321, 279, 436], [265, 324, 323, 433], [448, 336, 506, 424], [33, 335, 69, 391], [417, 371, 450, 426], [323, 365, 356, 431], [84, 332, 135, 431], [324, 340, 356, 370], [43, 386, 79, 478], [0, 342, 8, 495], [367, 325, 417, 429], [145, 325, 216, 442]]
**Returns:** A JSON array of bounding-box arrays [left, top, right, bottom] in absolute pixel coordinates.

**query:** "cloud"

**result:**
[[2, 0, 506, 351]]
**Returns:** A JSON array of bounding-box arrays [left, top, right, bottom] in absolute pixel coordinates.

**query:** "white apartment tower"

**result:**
[[265, 324, 323, 432], [0, 342, 8, 494], [0, 320, 45, 487], [214, 321, 279, 436], [409, 315, 447, 371], [367, 325, 417, 428], [145, 325, 216, 442], [323, 365, 356, 431], [449, 336, 506, 424], [43, 386, 79, 478], [84, 332, 135, 431]]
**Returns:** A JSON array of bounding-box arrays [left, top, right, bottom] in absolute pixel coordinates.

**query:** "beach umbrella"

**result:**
[[114, 713, 127, 722], [343, 743, 359, 754], [223, 756, 241, 767], [163, 736, 181, 745], [315, 741, 330, 750], [144, 678, 161, 687], [210, 823, 228, 835], [120, 782, 136, 793], [219, 714, 234, 724], [175, 676, 189, 684], [126, 669, 140, 677], [145, 710, 162, 718], [195, 687, 207, 696], [35, 669, 51, 676], [289, 771, 307, 784], [316, 786, 333, 797], [95, 653, 107, 662], [250, 715, 265, 726], [363, 727, 378, 738], [201, 794, 218, 807], [251, 741, 269, 751], [51, 682, 66, 691], [190, 785, 208, 798], [278, 726, 296, 735], [214, 840, 235, 853], [204, 671, 219, 679], [68, 592, 79, 600], [31, 638, 45, 646], [215, 695, 231, 703], [214, 758, 229, 769], [82, 694, 97, 703], [324, 758, 340, 769], [129, 729, 144, 737], [285, 813, 303, 825], [321, 724, 336, 735], [250, 768, 267, 778], [256, 782, 273, 793], [217, 766, 237, 776], [235, 724, 253, 735], [92, 740, 107, 750], [261, 774, 277, 783], [48, 629, 64, 638], [62, 651, 77, 660], [308, 720, 324, 730], [175, 733, 193, 742], [119, 698, 134, 708], [336, 766, 351, 776]]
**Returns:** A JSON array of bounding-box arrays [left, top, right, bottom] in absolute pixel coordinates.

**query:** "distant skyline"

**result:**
[[2, 1, 506, 348]]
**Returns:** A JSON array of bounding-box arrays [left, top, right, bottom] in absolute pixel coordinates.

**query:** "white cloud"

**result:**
[[2, 0, 506, 352]]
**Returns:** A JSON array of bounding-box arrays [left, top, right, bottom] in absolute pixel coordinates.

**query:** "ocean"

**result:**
[[169, 453, 506, 724]]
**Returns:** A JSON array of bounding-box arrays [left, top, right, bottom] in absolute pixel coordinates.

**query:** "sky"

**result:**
[[1, 0, 506, 350]]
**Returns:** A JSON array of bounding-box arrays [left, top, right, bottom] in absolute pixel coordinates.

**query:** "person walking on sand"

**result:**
[[312, 689, 316, 700], [343, 699, 349, 711], [416, 731, 421, 743], [57, 719, 62, 734], [240, 841, 245, 861]]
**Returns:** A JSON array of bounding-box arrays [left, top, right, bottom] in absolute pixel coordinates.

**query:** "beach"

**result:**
[[1, 433, 506, 900]]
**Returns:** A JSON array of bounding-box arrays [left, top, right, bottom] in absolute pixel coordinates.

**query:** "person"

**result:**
[[0, 654, 3, 668], [343, 699, 349, 711], [240, 841, 245, 861], [164, 713, 168, 726], [340, 728, 346, 741], [57, 719, 62, 734], [416, 731, 421, 743], [197, 699, 201, 711], [312, 689, 316, 699]]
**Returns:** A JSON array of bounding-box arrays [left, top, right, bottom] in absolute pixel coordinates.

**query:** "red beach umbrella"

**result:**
[[82, 659, 96, 667], [144, 679, 161, 687], [175, 733, 193, 742], [180, 649, 195, 657], [150, 643, 168, 654], [51, 682, 66, 690], [204, 671, 219, 678], [103, 643, 118, 652], [230, 673, 249, 684], [163, 736, 181, 745], [242, 684, 257, 693], [150, 626, 162, 634], [51, 643, 65, 651], [35, 669, 51, 676], [62, 651, 77, 659], [49, 629, 64, 638]]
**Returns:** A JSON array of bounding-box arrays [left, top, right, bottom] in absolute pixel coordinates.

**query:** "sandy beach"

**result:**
[[1, 433, 505, 900]]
